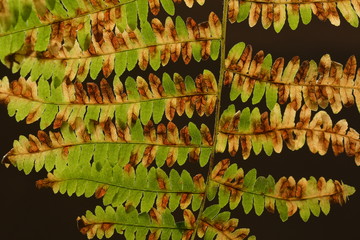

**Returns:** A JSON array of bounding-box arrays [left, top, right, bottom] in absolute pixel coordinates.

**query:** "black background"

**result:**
[[1, 1, 360, 240]]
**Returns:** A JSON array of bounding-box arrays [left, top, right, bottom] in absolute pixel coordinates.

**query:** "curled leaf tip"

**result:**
[[1, 152, 12, 168]]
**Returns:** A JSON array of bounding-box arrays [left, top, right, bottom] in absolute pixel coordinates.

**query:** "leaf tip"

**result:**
[[1, 151, 12, 168], [344, 185, 356, 196]]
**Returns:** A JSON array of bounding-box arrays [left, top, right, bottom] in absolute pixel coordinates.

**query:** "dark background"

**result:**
[[1, 1, 360, 239]]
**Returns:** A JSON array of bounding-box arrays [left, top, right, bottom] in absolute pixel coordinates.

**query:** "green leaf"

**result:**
[[210, 40, 221, 60], [137, 0, 148, 23], [115, 53, 127, 76], [90, 56, 103, 80], [162, 73, 177, 95], [300, 4, 312, 25], [188, 122, 201, 145], [199, 148, 211, 167], [202, 205, 221, 219], [126, 1, 138, 30], [237, 2, 251, 23], [276, 199, 288, 222], [242, 192, 253, 214], [265, 85, 278, 110], [244, 169, 256, 191], [77, 16, 91, 51], [153, 100, 165, 123], [239, 107, 251, 132], [160, 0, 175, 16], [175, 16, 188, 39], [141, 21, 156, 45], [34, 25, 51, 51], [155, 146, 169, 167], [127, 50, 139, 71], [299, 202, 311, 222], [218, 184, 230, 208], [253, 177, 267, 216], [131, 120, 144, 142]]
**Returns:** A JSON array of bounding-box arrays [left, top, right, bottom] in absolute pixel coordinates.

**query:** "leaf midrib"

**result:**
[[8, 141, 212, 158], [226, 69, 360, 91], [82, 221, 191, 231], [3, 91, 217, 106], [47, 176, 204, 194], [17, 38, 221, 61], [219, 126, 360, 142]]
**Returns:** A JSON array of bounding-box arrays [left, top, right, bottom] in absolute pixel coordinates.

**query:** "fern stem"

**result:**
[[191, 1, 230, 240]]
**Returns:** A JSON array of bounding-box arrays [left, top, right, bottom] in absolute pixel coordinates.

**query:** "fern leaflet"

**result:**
[[217, 104, 360, 164], [225, 42, 360, 113], [2, 118, 213, 173], [3, 12, 221, 83], [0, 70, 217, 129]]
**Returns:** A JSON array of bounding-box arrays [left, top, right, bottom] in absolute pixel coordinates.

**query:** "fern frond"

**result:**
[[2, 118, 213, 173], [208, 160, 355, 222], [225, 42, 360, 113], [3, 12, 221, 82], [216, 104, 360, 164], [77, 206, 191, 239], [0, 70, 217, 129], [36, 163, 206, 212], [228, 0, 360, 32]]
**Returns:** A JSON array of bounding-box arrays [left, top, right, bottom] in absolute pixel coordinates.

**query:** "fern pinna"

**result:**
[[0, 0, 359, 239]]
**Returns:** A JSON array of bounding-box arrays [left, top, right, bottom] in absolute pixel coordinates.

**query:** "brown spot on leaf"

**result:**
[[157, 177, 166, 190], [37, 131, 52, 148], [123, 163, 132, 173], [62, 146, 70, 157], [149, 0, 161, 15], [149, 208, 161, 224], [189, 149, 200, 162], [28, 140, 39, 153], [180, 193, 192, 209], [181, 42, 192, 65], [87, 83, 103, 104], [331, 180, 346, 205], [36, 177, 56, 189], [95, 185, 109, 199], [180, 127, 191, 145], [183, 230, 194, 240], [101, 223, 113, 231], [148, 232, 157, 240], [159, 194, 170, 209]]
